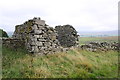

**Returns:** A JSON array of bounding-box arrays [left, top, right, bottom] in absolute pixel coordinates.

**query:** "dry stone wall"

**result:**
[[2, 17, 79, 55], [12, 17, 63, 55], [2, 38, 25, 50], [55, 25, 79, 47], [80, 42, 120, 52], [3, 17, 119, 54]]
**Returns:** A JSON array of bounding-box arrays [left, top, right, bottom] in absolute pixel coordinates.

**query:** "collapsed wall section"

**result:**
[[12, 17, 62, 55]]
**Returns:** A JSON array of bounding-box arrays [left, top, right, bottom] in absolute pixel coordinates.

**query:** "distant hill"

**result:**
[[6, 30, 119, 38], [78, 30, 118, 37]]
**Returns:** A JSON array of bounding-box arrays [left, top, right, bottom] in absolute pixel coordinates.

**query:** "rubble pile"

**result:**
[[80, 42, 119, 52]]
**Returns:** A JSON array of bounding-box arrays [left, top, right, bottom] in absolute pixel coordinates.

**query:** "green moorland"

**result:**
[[2, 36, 119, 78], [79, 36, 118, 45]]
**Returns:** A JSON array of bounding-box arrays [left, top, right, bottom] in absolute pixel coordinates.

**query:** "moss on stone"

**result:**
[[26, 26, 32, 33], [20, 28, 24, 33]]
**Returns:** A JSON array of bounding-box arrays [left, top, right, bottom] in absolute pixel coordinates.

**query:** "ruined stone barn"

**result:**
[[12, 17, 62, 55], [12, 17, 79, 55]]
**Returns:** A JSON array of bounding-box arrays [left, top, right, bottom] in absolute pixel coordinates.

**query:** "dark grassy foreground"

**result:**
[[2, 36, 119, 78]]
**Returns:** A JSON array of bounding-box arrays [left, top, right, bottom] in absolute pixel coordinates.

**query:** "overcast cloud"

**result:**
[[0, 0, 119, 32]]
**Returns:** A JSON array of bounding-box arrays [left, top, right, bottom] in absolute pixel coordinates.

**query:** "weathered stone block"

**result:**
[[34, 30, 43, 34], [32, 24, 38, 30], [36, 42, 43, 46]]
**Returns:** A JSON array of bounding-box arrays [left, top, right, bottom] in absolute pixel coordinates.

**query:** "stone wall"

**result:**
[[2, 38, 25, 50], [2, 17, 118, 54], [55, 25, 79, 47], [12, 17, 63, 55], [80, 42, 120, 52], [1, 17, 79, 55]]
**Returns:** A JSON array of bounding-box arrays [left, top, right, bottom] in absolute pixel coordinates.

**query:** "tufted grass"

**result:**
[[2, 46, 118, 78], [2, 36, 119, 78]]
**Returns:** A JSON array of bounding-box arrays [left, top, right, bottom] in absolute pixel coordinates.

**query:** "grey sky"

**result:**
[[0, 0, 119, 32]]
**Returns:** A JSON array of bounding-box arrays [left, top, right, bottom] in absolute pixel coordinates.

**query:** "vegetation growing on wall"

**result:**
[[0, 29, 9, 37]]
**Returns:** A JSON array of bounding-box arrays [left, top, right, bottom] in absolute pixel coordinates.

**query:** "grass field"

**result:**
[[79, 36, 119, 45], [2, 36, 119, 78]]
